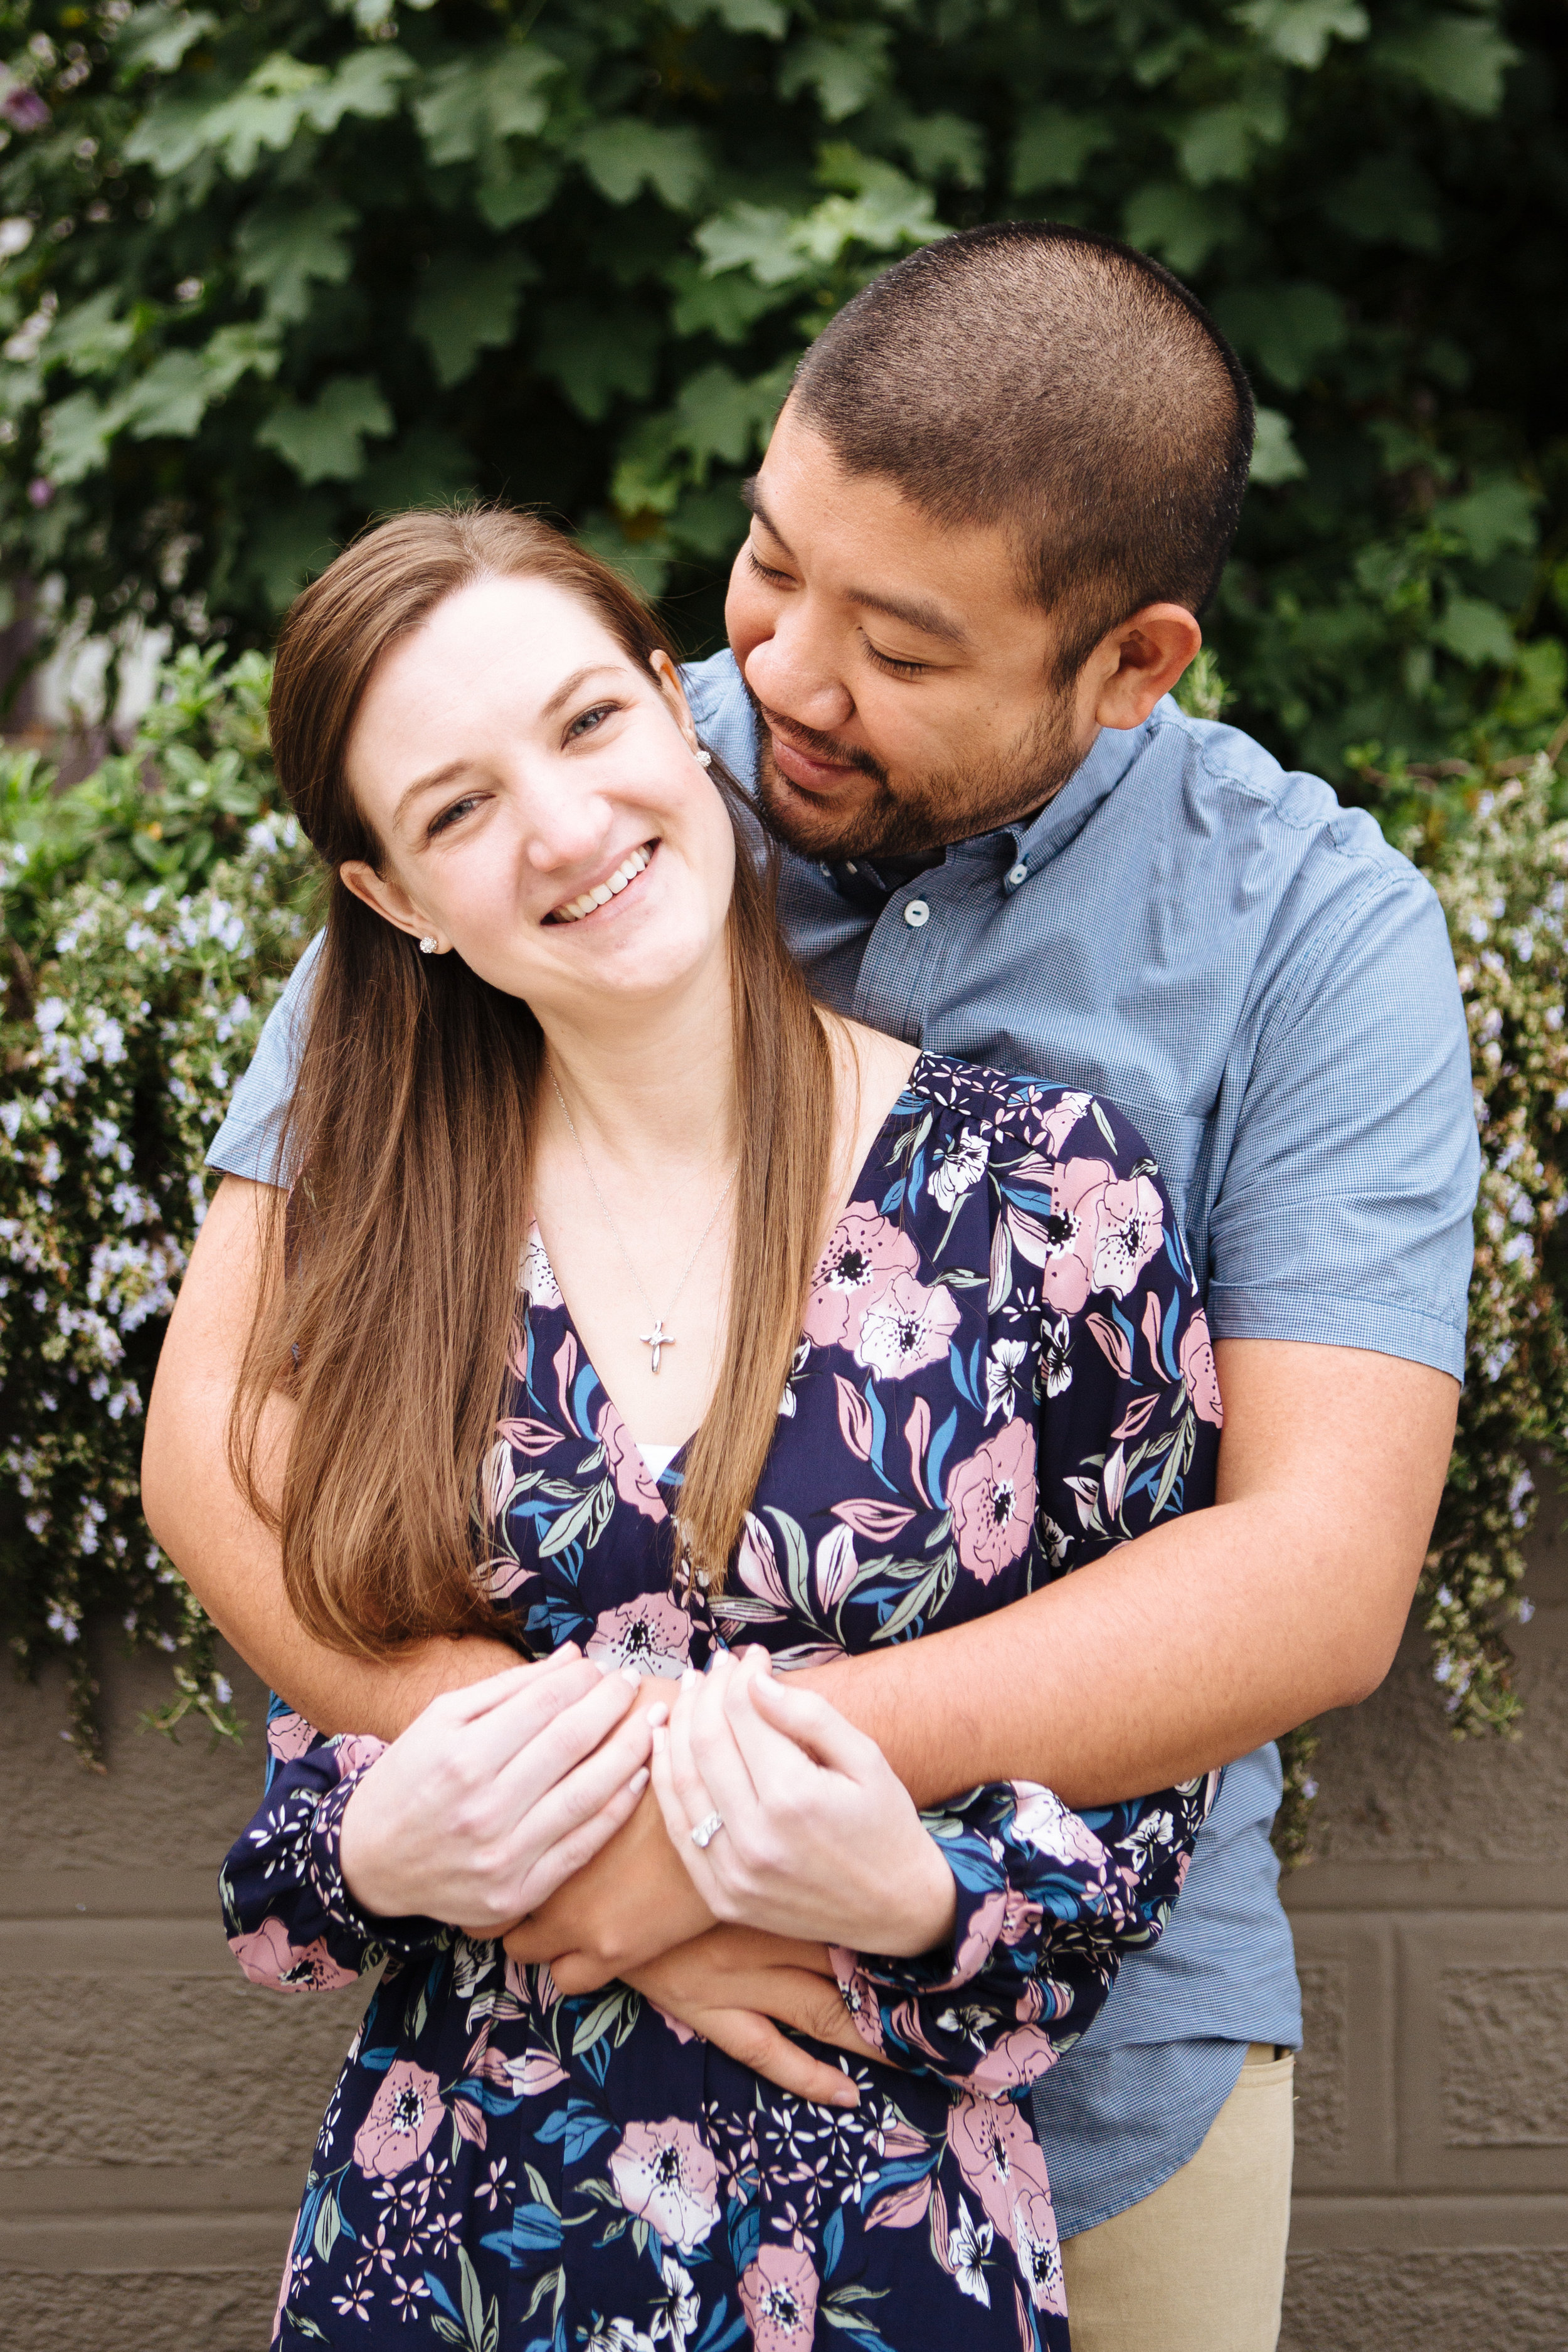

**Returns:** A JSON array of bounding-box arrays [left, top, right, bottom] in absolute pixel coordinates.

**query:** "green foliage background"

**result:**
[[1, 0, 1565, 785], [1, 1, 1566, 1843]]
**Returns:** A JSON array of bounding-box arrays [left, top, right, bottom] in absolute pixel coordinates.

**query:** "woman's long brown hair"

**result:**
[[232, 507, 837, 1655]]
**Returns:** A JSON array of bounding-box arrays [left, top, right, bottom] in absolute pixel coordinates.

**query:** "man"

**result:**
[[144, 223, 1476, 2351]]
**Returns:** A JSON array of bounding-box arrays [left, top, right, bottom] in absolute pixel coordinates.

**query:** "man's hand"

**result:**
[[504, 1754, 714, 1989], [624, 1927, 868, 2109]]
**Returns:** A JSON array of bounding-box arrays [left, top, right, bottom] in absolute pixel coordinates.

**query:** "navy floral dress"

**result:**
[[222, 1056, 1224, 2352]]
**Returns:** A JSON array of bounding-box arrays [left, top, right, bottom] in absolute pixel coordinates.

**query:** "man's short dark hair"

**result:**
[[790, 221, 1255, 676]]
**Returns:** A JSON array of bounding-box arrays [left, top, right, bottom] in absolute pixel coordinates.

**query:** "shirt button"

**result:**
[[1006, 861, 1029, 888], [904, 899, 930, 929]]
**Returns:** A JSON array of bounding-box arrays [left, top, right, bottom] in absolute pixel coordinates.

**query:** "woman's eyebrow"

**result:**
[[538, 663, 625, 722], [389, 666, 628, 829]]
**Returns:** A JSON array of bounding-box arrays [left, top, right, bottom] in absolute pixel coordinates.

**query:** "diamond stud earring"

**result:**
[[694, 748, 712, 767], [419, 935, 438, 955]]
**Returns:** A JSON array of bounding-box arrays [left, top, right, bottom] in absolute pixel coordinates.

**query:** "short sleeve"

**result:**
[[205, 931, 322, 1185], [1207, 864, 1478, 1377]]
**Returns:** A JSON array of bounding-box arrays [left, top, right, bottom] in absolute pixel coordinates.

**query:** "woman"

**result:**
[[219, 507, 1222, 2351]]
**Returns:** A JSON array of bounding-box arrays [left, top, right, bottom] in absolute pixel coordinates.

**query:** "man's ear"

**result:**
[[1084, 605, 1204, 733], [339, 858, 438, 948]]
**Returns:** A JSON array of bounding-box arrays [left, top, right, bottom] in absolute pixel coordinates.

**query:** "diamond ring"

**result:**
[[690, 1811, 724, 1850]]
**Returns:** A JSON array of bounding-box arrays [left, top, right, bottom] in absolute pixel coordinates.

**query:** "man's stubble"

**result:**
[[743, 677, 1084, 864]]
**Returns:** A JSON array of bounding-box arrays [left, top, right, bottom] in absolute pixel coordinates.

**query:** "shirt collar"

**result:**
[[1004, 707, 1158, 875]]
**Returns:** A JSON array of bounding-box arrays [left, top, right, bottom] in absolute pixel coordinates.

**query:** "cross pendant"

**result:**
[[640, 1320, 674, 1374]]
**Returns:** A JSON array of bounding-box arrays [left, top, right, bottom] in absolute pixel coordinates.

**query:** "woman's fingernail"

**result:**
[[681, 1666, 696, 1689], [645, 1702, 669, 1727], [620, 1666, 641, 1688], [627, 1767, 649, 1796]]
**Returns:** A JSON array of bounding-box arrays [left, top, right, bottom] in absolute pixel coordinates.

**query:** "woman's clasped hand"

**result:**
[[649, 1645, 960, 1958], [335, 1645, 655, 1934]]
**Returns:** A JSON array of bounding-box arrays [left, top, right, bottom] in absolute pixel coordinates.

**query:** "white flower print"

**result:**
[[518, 1224, 562, 1308], [586, 2322, 655, 2352], [1038, 1312, 1073, 1399], [856, 1270, 961, 1380], [950, 2196, 994, 2305], [983, 1336, 1029, 1422], [929, 1124, 988, 1211], [1039, 1513, 1071, 1569], [650, 2255, 701, 2351]]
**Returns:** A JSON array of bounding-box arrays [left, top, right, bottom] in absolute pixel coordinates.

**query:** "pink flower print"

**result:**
[[230, 1916, 359, 1991], [608, 2117, 720, 2252], [1000, 1887, 1043, 1947], [1090, 1172, 1165, 1298], [1010, 1783, 1111, 1869], [331, 1733, 387, 1781], [947, 1417, 1037, 1583], [1015, 2187, 1068, 2315], [1179, 1311, 1224, 1425], [596, 1401, 667, 1520], [959, 2023, 1057, 2096], [951, 1885, 1008, 1983], [585, 1589, 692, 1679], [948, 2090, 1053, 2240], [266, 1708, 315, 1764], [802, 1205, 920, 1353], [739, 2243, 819, 2352], [1036, 1091, 1094, 1157], [829, 1951, 887, 2056], [1030, 1156, 1115, 1315], [735, 1512, 790, 1612], [854, 1269, 962, 1380], [352, 2060, 443, 2178]]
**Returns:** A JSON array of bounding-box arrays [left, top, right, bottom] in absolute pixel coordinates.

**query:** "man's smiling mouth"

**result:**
[[546, 840, 655, 924]]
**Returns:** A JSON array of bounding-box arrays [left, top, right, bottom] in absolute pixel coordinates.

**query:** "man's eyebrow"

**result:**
[[741, 474, 969, 650], [390, 667, 625, 833]]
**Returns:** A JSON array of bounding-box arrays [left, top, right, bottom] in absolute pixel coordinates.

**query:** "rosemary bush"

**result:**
[[0, 646, 312, 1760], [3, 651, 1565, 1860]]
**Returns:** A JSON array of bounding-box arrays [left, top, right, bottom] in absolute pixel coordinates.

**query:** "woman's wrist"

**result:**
[[873, 1830, 959, 1960]]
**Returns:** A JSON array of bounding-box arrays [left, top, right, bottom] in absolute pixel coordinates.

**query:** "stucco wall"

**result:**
[[2, 1489, 1564, 2349]]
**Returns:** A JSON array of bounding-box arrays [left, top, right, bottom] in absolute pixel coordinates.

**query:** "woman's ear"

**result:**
[[339, 859, 443, 951], [650, 648, 701, 756]]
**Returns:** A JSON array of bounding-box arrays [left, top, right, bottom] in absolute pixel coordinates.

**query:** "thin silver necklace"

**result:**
[[548, 1069, 738, 1374]]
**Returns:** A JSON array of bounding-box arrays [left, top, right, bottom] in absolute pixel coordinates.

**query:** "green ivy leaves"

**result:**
[[0, 0, 1558, 787]]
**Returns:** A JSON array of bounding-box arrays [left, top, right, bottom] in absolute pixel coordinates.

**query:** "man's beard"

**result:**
[[743, 679, 1083, 864]]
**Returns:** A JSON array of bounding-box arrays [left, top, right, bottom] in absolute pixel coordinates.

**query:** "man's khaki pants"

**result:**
[[1059, 2045, 1295, 2351]]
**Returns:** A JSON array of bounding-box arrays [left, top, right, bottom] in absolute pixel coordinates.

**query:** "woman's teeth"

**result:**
[[552, 844, 652, 924]]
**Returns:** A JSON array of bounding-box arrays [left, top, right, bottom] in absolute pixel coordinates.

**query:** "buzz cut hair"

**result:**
[[789, 220, 1256, 678]]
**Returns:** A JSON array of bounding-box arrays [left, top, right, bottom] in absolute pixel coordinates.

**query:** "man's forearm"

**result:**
[[802, 1338, 1456, 1809]]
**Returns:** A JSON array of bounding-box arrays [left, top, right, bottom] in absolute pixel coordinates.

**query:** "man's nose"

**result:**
[[744, 601, 856, 736]]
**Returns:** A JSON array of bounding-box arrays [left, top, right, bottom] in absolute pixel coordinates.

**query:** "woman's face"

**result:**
[[340, 573, 736, 1024]]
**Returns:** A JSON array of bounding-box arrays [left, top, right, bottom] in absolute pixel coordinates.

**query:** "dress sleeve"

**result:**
[[830, 1768, 1217, 2095], [828, 1091, 1226, 2093], [219, 1706, 455, 1991]]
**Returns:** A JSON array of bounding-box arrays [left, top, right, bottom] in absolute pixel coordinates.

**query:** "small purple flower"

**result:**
[[2, 88, 51, 134], [27, 478, 54, 509]]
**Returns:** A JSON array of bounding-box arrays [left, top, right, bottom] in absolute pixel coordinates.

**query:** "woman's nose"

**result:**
[[520, 787, 614, 876]]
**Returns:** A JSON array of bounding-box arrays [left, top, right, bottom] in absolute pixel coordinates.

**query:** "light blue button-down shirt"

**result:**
[[209, 650, 1478, 2235]]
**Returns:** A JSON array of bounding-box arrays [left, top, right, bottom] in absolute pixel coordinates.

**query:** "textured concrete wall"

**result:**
[[1281, 1481, 1568, 2347], [3, 1488, 1564, 2349]]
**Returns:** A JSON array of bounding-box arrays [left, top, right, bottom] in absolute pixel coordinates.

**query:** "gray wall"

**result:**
[[3, 1496, 1564, 2349]]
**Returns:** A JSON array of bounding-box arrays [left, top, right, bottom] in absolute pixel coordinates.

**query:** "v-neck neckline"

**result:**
[[525, 1051, 940, 1494]]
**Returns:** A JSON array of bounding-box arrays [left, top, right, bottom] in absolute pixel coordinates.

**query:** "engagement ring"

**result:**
[[690, 1811, 724, 1850]]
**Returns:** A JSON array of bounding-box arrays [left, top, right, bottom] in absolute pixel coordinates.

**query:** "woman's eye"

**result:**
[[427, 795, 482, 839], [565, 701, 618, 742], [747, 548, 792, 587]]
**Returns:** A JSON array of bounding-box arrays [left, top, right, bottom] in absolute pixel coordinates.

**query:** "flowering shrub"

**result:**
[[0, 650, 312, 1759], [3, 649, 1565, 1848]]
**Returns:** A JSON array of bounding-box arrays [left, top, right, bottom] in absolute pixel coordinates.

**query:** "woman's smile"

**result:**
[[546, 838, 659, 926]]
